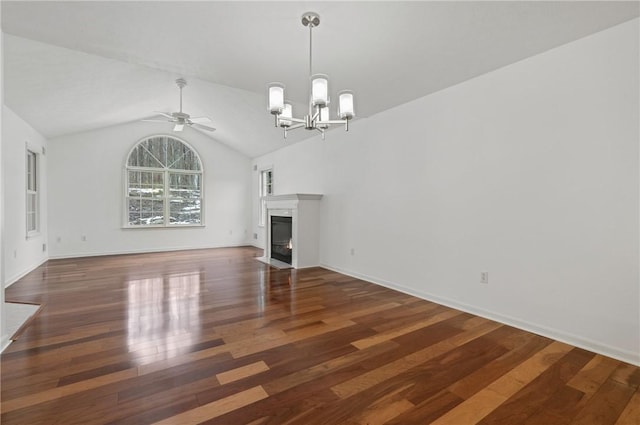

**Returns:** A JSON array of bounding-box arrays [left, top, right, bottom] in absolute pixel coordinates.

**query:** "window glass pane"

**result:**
[[169, 173, 201, 198], [128, 197, 166, 225], [26, 151, 37, 191], [26, 151, 38, 233], [141, 137, 167, 167], [27, 213, 35, 232], [128, 145, 163, 168], [128, 198, 141, 225], [169, 198, 201, 224], [140, 199, 165, 225], [167, 138, 200, 170], [132, 171, 164, 198]]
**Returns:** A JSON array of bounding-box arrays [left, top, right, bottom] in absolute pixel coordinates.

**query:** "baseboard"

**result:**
[[1, 335, 11, 353], [4, 257, 49, 288], [321, 263, 640, 367], [47, 243, 253, 260]]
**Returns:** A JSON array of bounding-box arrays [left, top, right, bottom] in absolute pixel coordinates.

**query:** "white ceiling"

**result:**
[[2, 1, 638, 158]]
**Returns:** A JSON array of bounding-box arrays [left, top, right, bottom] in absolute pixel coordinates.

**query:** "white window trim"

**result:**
[[123, 135, 205, 229], [258, 167, 273, 228], [26, 145, 40, 238]]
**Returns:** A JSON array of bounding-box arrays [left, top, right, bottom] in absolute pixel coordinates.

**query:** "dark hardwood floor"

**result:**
[[1, 247, 638, 424]]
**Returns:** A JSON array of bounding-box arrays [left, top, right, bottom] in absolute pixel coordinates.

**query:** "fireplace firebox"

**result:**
[[270, 216, 293, 264]]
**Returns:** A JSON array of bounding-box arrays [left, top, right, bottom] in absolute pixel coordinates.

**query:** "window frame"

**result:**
[[26, 147, 39, 237], [258, 167, 273, 227], [124, 135, 204, 228]]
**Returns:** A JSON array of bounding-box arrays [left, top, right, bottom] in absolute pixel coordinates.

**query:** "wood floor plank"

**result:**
[[476, 347, 594, 425], [614, 389, 640, 425], [351, 309, 461, 350], [429, 340, 575, 425], [152, 385, 269, 425], [2, 247, 638, 425], [331, 319, 502, 400], [571, 367, 638, 425], [216, 361, 270, 385], [1, 368, 139, 413]]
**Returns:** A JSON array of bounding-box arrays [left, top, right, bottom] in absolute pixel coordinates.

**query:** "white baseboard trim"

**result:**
[[1, 335, 11, 353], [47, 243, 253, 260], [321, 263, 640, 367], [5, 258, 49, 288]]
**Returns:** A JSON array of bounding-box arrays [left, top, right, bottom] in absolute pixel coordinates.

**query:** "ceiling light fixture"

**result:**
[[268, 12, 355, 140]]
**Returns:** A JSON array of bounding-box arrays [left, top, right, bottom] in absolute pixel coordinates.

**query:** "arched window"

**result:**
[[125, 135, 203, 227]]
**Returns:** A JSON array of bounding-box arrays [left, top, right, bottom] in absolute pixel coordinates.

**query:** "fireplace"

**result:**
[[260, 194, 323, 269], [270, 216, 292, 264]]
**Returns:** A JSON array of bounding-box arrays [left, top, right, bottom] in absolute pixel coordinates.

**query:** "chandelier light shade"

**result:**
[[311, 74, 329, 107], [267, 12, 355, 139], [280, 103, 293, 127], [268, 83, 285, 114], [318, 106, 329, 129], [338, 90, 355, 120]]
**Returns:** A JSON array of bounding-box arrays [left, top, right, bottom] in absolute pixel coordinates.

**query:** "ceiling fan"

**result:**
[[143, 78, 216, 132]]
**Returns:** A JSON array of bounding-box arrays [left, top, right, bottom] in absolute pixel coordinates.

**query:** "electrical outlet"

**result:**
[[81, 235, 87, 242], [350, 248, 355, 256], [42, 243, 47, 252], [253, 233, 258, 240], [480, 271, 489, 284]]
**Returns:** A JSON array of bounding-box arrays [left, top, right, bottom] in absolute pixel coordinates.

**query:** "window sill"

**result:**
[[26, 231, 40, 239], [122, 224, 206, 230]]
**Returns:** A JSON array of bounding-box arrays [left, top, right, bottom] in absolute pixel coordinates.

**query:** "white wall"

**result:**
[[253, 19, 640, 365], [251, 138, 325, 248], [2, 105, 48, 286], [48, 122, 252, 258]]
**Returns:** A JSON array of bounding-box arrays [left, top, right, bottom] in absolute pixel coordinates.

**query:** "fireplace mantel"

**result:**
[[262, 194, 323, 269], [264, 193, 323, 205]]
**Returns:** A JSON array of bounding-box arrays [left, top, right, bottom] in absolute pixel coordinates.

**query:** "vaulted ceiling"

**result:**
[[2, 1, 638, 157]]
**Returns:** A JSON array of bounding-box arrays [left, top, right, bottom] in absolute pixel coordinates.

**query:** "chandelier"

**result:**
[[267, 12, 355, 139]]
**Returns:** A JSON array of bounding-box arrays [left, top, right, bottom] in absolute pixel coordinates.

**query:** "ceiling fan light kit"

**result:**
[[143, 78, 216, 132], [268, 12, 355, 140]]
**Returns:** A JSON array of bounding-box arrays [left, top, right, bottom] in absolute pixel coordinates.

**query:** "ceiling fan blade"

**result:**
[[189, 116, 212, 123], [173, 123, 185, 132], [154, 111, 175, 119], [191, 122, 216, 132], [142, 119, 170, 123]]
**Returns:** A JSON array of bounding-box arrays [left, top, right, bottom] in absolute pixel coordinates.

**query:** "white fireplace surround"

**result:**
[[262, 194, 323, 269]]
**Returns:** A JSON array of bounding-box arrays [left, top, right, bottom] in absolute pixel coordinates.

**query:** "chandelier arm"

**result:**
[[287, 123, 306, 131], [288, 117, 306, 124], [317, 119, 348, 125]]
